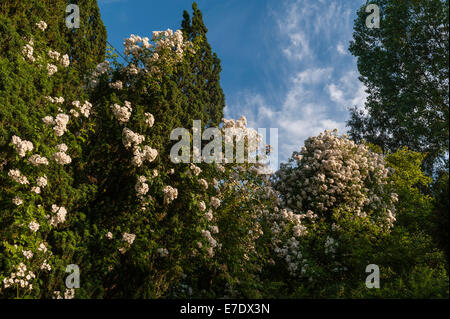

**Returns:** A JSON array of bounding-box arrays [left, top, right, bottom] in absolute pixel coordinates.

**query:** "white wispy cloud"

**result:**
[[327, 70, 368, 111], [228, 67, 346, 162], [225, 0, 366, 166], [336, 43, 347, 55]]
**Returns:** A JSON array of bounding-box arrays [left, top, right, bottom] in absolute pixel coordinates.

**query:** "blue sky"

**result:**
[[98, 0, 368, 166]]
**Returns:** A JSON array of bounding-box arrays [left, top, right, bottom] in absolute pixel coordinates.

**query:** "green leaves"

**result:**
[[0, 0, 448, 300], [385, 147, 434, 231], [347, 0, 449, 172]]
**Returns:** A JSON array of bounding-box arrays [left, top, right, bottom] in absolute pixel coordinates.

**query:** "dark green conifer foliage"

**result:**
[[0, 0, 107, 149], [178, 2, 225, 128], [110, 2, 226, 165], [0, 0, 106, 70], [0, 1, 106, 298], [432, 172, 449, 258]]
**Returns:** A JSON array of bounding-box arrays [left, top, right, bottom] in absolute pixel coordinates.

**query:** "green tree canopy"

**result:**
[[347, 0, 449, 173]]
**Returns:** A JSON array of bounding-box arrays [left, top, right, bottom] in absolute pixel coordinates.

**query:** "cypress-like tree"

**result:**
[[0, 0, 106, 149], [101, 2, 226, 165], [74, 3, 228, 297], [0, 0, 106, 298], [178, 2, 225, 128]]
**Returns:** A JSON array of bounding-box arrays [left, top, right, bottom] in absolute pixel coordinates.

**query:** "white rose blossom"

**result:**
[[53, 151, 71, 165], [11, 136, 33, 157], [8, 169, 29, 185], [61, 54, 70, 67], [36, 20, 47, 31], [37, 176, 48, 188], [163, 185, 178, 204], [111, 101, 132, 124], [13, 196, 23, 206], [122, 233, 136, 245], [28, 154, 49, 166], [47, 63, 58, 76], [29, 221, 40, 232], [144, 112, 154, 127], [49, 205, 67, 226]]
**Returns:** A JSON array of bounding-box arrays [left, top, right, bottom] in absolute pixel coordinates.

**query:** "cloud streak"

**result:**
[[225, 0, 367, 166]]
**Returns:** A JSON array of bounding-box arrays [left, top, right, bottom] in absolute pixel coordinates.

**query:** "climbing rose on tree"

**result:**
[[274, 129, 398, 228]]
